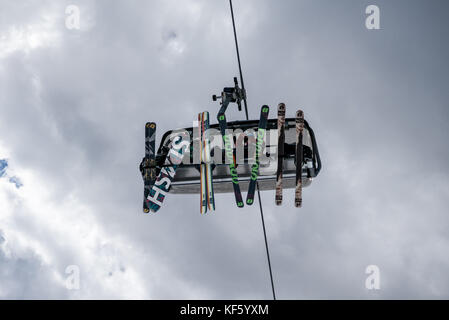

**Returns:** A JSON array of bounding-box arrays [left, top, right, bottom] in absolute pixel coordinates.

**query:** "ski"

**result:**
[[199, 112, 207, 214], [143, 122, 156, 213], [246, 105, 269, 205], [217, 112, 244, 208], [295, 109, 304, 208], [275, 103, 285, 206], [146, 132, 190, 213], [203, 111, 216, 211]]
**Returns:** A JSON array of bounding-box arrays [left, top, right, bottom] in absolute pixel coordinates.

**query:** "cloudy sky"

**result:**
[[1, 0, 448, 299]]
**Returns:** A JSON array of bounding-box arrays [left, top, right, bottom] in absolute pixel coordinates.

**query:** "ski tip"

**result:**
[[246, 198, 254, 206], [261, 105, 269, 113], [237, 201, 244, 208], [295, 200, 302, 208], [296, 110, 304, 118], [275, 196, 282, 206], [145, 122, 156, 129], [143, 199, 151, 213], [278, 103, 285, 111]]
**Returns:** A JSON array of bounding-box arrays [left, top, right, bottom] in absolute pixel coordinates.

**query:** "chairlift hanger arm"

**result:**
[[213, 77, 245, 112]]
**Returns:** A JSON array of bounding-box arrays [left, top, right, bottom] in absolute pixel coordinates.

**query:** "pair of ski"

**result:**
[[143, 122, 189, 213], [217, 105, 270, 208], [198, 112, 215, 213], [275, 104, 304, 208]]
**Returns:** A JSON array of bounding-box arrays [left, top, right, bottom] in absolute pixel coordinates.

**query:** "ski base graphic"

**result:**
[[217, 112, 244, 208], [146, 133, 189, 213], [143, 122, 156, 213], [275, 103, 285, 206], [295, 109, 304, 208], [246, 105, 269, 205]]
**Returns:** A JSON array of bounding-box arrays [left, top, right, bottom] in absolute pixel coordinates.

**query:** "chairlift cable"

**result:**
[[229, 0, 276, 300], [229, 0, 249, 121]]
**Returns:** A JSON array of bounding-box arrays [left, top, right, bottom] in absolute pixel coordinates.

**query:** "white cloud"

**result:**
[[0, 143, 151, 298], [0, 17, 61, 59]]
